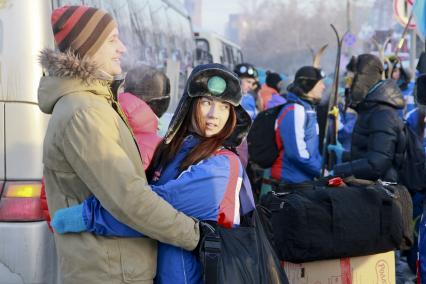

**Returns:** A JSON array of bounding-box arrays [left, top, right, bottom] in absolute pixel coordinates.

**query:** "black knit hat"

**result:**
[[288, 66, 325, 94], [265, 71, 282, 92]]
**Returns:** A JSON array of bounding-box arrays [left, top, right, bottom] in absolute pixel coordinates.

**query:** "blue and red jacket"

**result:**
[[81, 135, 254, 284], [271, 93, 322, 183], [241, 93, 257, 120]]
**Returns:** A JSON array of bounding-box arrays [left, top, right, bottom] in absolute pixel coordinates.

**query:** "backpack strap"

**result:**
[[215, 150, 255, 224]]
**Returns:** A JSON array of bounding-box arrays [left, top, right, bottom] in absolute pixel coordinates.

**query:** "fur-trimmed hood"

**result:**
[[38, 48, 112, 114], [39, 48, 113, 82]]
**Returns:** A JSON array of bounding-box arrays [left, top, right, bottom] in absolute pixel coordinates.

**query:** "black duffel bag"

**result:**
[[260, 183, 404, 263], [198, 209, 289, 284]]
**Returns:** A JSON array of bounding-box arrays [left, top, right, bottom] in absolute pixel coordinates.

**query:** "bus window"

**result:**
[[233, 47, 243, 65], [195, 39, 212, 65], [226, 45, 234, 69], [127, 0, 156, 66], [237, 49, 244, 64], [149, 0, 169, 69], [196, 39, 209, 53], [220, 44, 226, 65], [221, 44, 233, 70], [165, 6, 181, 66]]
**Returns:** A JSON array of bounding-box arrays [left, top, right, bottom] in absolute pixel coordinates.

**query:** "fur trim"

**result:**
[[39, 48, 102, 83]]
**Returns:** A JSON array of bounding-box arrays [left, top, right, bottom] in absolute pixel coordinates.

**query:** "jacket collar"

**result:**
[[38, 49, 113, 114], [287, 92, 313, 109]]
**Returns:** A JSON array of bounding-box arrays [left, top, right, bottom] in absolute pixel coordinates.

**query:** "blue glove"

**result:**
[[327, 143, 344, 164], [51, 204, 86, 234]]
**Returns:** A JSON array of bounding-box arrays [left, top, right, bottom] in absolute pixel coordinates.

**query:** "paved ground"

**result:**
[[400, 256, 417, 284]]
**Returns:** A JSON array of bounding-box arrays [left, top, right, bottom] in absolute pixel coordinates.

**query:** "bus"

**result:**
[[0, 1, 195, 283], [194, 29, 243, 71]]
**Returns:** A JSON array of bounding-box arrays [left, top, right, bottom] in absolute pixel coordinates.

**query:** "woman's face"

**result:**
[[194, 97, 231, 137], [392, 68, 401, 80]]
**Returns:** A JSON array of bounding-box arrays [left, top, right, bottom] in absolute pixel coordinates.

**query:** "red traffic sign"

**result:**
[[393, 0, 416, 29]]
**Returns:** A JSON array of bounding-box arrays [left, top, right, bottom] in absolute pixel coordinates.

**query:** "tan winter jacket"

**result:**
[[38, 49, 199, 284]]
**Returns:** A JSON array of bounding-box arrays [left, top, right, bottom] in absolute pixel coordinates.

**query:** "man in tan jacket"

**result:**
[[38, 6, 199, 284]]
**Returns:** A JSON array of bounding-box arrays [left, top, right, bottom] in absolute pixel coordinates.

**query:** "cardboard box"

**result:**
[[282, 251, 395, 284]]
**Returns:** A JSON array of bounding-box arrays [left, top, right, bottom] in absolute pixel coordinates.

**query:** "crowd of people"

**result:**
[[39, 4, 426, 284]]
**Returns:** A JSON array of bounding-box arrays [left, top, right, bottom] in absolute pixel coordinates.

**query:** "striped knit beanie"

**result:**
[[51, 6, 117, 58]]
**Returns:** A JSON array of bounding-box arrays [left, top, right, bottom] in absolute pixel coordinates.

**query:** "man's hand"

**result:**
[[194, 221, 216, 254]]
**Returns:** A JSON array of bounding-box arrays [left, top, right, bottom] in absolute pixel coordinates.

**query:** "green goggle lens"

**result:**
[[207, 76, 226, 95]]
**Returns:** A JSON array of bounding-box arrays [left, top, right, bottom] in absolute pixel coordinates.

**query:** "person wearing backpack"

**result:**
[[270, 66, 325, 185]]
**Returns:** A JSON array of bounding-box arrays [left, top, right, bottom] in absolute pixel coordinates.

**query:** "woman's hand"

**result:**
[[51, 204, 86, 234]]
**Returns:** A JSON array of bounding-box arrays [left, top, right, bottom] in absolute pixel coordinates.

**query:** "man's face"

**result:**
[[240, 77, 257, 93], [307, 80, 325, 103], [92, 28, 127, 76]]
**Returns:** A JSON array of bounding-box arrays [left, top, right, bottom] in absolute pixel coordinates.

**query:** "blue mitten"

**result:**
[[327, 143, 344, 164], [51, 204, 86, 234]]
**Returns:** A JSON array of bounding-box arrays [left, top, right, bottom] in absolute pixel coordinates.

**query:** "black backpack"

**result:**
[[247, 101, 297, 168], [398, 124, 426, 192]]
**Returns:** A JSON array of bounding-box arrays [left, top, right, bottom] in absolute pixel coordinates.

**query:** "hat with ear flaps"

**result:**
[[164, 63, 252, 147]]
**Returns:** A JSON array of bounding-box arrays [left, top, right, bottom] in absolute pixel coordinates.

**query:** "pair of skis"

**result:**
[[320, 24, 347, 177]]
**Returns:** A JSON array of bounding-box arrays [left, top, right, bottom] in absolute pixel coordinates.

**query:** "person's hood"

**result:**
[[38, 48, 112, 114], [118, 92, 158, 134], [363, 79, 405, 109]]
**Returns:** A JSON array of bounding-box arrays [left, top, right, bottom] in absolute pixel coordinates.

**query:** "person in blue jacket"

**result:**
[[270, 66, 325, 184], [234, 63, 259, 119], [50, 64, 255, 284]]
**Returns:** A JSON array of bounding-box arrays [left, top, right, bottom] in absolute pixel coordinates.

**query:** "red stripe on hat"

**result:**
[[54, 6, 89, 46], [217, 150, 240, 228], [51, 6, 69, 26], [271, 105, 294, 180]]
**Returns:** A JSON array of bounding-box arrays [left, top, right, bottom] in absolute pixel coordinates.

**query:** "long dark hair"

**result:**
[[147, 97, 237, 179]]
